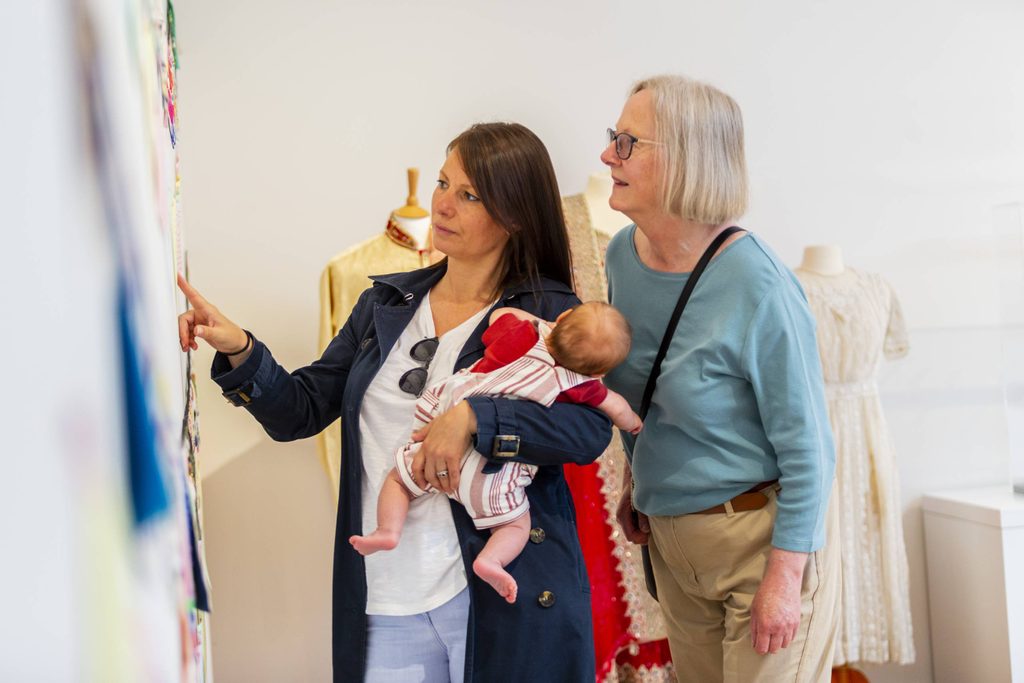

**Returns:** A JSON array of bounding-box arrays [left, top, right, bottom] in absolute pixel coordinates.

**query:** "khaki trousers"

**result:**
[[647, 486, 840, 683]]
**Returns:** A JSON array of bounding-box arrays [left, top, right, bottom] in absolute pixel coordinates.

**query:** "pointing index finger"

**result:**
[[177, 272, 208, 308]]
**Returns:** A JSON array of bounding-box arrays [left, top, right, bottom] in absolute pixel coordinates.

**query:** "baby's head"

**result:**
[[546, 302, 631, 376]]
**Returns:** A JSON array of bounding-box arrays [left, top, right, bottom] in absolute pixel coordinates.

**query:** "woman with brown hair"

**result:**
[[177, 122, 609, 682]]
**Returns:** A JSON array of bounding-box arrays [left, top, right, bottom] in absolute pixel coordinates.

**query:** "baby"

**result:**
[[349, 301, 641, 603]]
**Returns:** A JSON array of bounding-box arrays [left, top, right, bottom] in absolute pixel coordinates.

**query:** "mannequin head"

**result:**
[[439, 123, 573, 293], [798, 245, 845, 275], [389, 213, 432, 251]]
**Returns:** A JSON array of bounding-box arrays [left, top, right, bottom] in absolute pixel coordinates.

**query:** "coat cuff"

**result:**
[[211, 337, 269, 406], [465, 396, 520, 461]]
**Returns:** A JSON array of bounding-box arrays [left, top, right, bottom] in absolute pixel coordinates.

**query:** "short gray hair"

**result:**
[[631, 75, 748, 224]]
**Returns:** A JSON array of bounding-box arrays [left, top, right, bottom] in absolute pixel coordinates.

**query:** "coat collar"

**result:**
[[369, 263, 574, 305], [369, 264, 575, 371]]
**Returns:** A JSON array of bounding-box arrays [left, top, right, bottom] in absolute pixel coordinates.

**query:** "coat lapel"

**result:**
[[372, 303, 416, 369], [368, 265, 445, 368]]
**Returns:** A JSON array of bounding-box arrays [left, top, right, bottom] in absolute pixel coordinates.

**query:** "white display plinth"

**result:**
[[922, 486, 1024, 683]]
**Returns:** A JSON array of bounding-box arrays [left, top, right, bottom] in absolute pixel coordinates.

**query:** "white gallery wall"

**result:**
[[174, 0, 1024, 680]]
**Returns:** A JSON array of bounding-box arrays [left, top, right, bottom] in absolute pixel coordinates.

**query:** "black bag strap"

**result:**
[[638, 226, 744, 420]]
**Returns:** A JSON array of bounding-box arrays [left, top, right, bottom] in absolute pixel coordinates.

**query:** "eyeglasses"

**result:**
[[607, 128, 662, 160], [399, 336, 439, 397]]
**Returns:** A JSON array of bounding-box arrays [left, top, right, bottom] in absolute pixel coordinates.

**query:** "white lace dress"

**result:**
[[796, 268, 915, 665]]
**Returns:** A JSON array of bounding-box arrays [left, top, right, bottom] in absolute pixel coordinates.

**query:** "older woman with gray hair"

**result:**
[[603, 74, 840, 682]]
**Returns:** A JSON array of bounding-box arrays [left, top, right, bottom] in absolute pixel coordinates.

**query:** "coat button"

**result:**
[[529, 528, 546, 544], [537, 591, 555, 608]]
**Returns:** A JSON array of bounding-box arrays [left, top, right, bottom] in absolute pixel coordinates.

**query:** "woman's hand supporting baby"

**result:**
[[409, 400, 478, 495]]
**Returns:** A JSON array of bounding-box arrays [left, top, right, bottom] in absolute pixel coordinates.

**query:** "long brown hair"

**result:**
[[446, 122, 573, 295]]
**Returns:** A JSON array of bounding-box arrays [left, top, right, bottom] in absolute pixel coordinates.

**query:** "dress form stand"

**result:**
[[795, 245, 915, 676], [582, 171, 631, 237], [561, 189, 673, 682], [315, 168, 438, 496]]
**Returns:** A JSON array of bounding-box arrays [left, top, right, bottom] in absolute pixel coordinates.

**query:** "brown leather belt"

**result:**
[[692, 480, 779, 515]]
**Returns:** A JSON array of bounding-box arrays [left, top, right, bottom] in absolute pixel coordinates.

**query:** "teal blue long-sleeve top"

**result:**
[[604, 227, 835, 553]]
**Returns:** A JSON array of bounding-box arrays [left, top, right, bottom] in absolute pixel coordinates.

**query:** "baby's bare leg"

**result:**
[[472, 512, 531, 604], [349, 468, 413, 556]]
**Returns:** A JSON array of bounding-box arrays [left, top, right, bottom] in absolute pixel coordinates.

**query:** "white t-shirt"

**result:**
[[359, 291, 492, 615]]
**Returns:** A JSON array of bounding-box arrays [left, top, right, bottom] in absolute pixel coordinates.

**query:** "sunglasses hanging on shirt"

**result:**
[[399, 336, 439, 397]]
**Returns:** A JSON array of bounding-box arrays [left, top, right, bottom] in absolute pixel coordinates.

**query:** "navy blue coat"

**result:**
[[211, 264, 611, 682]]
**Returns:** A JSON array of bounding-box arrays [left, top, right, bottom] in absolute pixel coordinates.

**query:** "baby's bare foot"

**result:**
[[473, 556, 518, 603], [349, 530, 399, 556]]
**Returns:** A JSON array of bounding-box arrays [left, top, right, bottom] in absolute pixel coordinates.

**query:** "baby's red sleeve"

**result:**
[[471, 314, 539, 372], [555, 380, 608, 407]]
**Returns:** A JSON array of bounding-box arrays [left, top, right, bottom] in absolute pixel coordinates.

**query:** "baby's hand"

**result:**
[[616, 412, 643, 435], [627, 416, 643, 435], [600, 390, 643, 435]]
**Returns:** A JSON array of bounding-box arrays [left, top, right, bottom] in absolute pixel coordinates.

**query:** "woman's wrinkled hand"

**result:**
[[615, 485, 650, 545], [176, 273, 249, 357], [409, 401, 477, 494], [750, 548, 807, 655]]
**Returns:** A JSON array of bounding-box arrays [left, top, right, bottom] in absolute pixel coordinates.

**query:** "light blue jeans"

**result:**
[[364, 587, 469, 683]]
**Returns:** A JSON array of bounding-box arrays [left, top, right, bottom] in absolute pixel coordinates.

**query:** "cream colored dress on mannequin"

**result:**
[[795, 268, 915, 666]]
